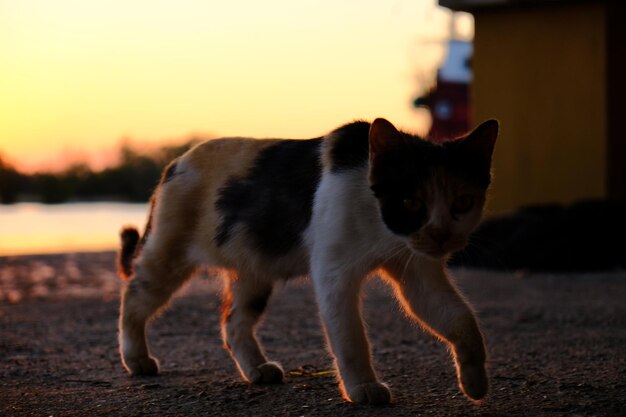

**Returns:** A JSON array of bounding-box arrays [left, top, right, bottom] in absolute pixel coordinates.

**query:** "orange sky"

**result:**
[[0, 0, 472, 172]]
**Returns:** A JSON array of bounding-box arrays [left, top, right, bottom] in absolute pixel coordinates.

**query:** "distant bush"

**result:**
[[0, 140, 199, 204], [0, 156, 26, 204]]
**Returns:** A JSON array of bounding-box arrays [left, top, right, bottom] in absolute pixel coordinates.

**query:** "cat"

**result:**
[[117, 117, 498, 405]]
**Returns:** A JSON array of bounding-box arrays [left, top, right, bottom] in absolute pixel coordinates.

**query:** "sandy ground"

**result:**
[[1, 252, 625, 416]]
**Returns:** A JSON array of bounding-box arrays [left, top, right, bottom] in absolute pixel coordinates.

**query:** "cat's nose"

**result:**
[[429, 229, 451, 247]]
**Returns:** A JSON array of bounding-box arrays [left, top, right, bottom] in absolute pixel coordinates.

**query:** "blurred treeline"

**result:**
[[0, 140, 198, 204]]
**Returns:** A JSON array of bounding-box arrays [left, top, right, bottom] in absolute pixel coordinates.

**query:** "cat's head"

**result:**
[[368, 118, 498, 258]]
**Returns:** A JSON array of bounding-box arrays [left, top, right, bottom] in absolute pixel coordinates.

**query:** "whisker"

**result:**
[[378, 243, 408, 266], [400, 252, 415, 282]]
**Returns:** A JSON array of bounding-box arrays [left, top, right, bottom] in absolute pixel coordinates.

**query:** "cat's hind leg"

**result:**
[[119, 248, 195, 376], [382, 252, 488, 401], [221, 274, 283, 384]]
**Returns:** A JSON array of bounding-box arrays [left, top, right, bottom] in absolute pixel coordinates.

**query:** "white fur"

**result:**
[[306, 167, 399, 400]]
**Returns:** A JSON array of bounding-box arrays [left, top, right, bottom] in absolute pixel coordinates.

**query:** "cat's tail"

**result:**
[[117, 197, 156, 280], [118, 227, 140, 280]]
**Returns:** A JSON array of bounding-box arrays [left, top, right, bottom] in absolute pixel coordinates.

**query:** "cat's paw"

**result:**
[[123, 356, 160, 376], [248, 361, 284, 384], [346, 382, 392, 405], [458, 362, 488, 401]]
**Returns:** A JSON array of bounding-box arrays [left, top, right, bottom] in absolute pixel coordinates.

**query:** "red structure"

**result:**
[[414, 40, 472, 142]]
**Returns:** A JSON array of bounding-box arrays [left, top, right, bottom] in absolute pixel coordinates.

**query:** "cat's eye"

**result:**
[[452, 195, 474, 215], [403, 197, 423, 213]]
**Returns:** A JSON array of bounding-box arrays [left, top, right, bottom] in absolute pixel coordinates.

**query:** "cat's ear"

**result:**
[[458, 119, 499, 163], [369, 118, 403, 161]]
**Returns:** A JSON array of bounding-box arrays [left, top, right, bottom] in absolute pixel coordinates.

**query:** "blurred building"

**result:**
[[440, 0, 626, 214], [414, 40, 472, 142]]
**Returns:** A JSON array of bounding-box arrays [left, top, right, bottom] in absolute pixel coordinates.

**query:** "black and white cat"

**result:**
[[118, 117, 499, 404]]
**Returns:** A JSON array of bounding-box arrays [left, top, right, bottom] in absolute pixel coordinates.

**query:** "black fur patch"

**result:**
[[215, 139, 323, 257], [370, 134, 492, 236], [327, 121, 371, 172], [442, 141, 492, 189], [370, 139, 441, 236]]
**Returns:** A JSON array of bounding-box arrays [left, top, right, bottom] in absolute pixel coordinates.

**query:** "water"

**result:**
[[0, 202, 149, 256]]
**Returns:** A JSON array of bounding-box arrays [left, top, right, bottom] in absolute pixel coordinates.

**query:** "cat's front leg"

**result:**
[[311, 265, 391, 405], [383, 253, 488, 401]]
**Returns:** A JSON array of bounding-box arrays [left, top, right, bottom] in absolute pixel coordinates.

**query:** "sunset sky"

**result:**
[[0, 0, 471, 172]]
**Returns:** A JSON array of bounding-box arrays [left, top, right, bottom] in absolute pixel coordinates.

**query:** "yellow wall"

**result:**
[[472, 2, 607, 214]]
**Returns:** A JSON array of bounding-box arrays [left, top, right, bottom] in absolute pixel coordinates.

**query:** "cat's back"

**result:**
[[183, 137, 282, 183], [182, 120, 372, 186]]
